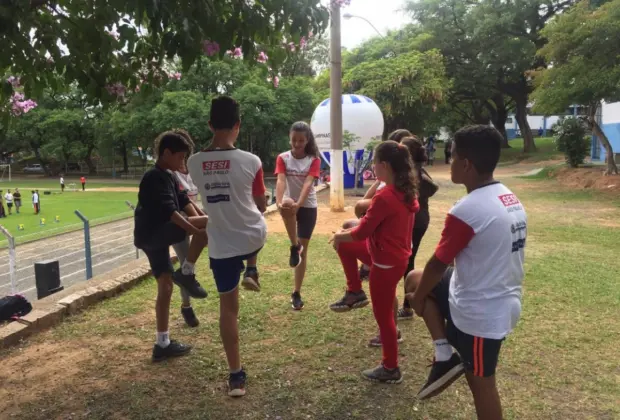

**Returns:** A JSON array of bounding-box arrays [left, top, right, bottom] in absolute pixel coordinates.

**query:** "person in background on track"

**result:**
[[444, 138, 453, 165], [341, 129, 414, 281], [32, 190, 40, 214], [426, 135, 436, 166], [60, 175, 65, 192], [13, 188, 21, 214], [4, 189, 14, 215], [81, 176, 86, 191], [274, 121, 321, 311], [329, 140, 419, 384]]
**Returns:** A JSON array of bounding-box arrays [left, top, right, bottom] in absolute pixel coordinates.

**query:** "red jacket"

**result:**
[[351, 185, 419, 267]]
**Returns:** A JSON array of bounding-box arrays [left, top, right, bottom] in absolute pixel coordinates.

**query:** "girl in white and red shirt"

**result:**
[[329, 140, 419, 384], [274, 121, 321, 311]]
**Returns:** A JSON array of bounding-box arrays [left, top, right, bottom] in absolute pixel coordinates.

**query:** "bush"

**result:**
[[553, 117, 590, 167]]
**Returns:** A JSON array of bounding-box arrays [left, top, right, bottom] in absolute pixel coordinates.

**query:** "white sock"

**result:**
[[434, 339, 453, 362], [156, 331, 170, 348], [181, 260, 195, 275], [230, 367, 242, 374]]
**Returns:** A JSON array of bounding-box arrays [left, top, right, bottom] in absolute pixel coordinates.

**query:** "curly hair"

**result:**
[[153, 129, 194, 159], [374, 140, 418, 204]]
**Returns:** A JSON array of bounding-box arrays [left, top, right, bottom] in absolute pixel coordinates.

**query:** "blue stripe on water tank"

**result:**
[[350, 95, 361, 104], [362, 96, 373, 103], [320, 99, 330, 107]]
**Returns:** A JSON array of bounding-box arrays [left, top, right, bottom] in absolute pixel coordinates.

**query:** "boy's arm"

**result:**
[[171, 211, 201, 235], [252, 165, 267, 213], [294, 158, 321, 209], [409, 214, 475, 315]]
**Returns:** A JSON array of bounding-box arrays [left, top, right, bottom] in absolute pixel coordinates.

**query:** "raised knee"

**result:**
[[404, 270, 423, 293]]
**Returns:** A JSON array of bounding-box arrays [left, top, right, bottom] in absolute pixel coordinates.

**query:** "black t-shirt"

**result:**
[[134, 166, 190, 243], [13, 192, 21, 201]]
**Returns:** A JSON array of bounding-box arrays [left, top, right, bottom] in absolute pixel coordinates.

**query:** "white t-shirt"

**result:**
[[187, 149, 267, 259], [435, 183, 527, 340], [33, 193, 39, 204], [173, 171, 199, 203], [274, 151, 321, 208], [4, 193, 13, 203], [60, 177, 64, 185]]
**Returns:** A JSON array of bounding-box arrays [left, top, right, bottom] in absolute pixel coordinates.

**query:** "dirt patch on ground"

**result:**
[[552, 167, 620, 192], [266, 205, 356, 235]]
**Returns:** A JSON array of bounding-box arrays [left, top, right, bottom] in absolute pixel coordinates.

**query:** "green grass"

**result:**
[[1, 176, 620, 419], [0, 184, 138, 246], [498, 137, 561, 165], [0, 176, 139, 189]]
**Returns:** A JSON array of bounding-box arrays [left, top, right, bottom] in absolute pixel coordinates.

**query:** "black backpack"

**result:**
[[0, 294, 32, 322]]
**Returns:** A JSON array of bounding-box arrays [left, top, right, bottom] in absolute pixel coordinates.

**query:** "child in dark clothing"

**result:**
[[134, 132, 209, 362]]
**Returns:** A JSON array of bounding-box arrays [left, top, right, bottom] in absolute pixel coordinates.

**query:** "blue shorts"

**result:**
[[209, 248, 262, 294]]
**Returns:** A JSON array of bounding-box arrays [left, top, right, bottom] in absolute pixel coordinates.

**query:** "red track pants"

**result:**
[[337, 240, 407, 369]]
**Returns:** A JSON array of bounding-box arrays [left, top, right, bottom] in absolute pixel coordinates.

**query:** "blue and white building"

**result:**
[[505, 105, 580, 139], [592, 101, 620, 163]]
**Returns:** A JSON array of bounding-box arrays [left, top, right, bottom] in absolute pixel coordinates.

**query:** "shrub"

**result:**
[[553, 117, 590, 167]]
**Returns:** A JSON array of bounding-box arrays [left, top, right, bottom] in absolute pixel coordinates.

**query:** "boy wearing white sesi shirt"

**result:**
[[405, 125, 527, 420], [187, 96, 267, 398]]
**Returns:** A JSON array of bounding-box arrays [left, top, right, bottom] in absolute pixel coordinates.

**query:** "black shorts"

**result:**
[[136, 222, 187, 279], [296, 207, 318, 240], [210, 247, 262, 294], [432, 267, 504, 378], [7, 203, 12, 208]]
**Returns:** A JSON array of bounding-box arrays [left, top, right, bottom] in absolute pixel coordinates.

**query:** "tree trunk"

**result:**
[[488, 95, 510, 148], [31, 144, 53, 176], [515, 97, 536, 152], [586, 111, 618, 175], [83, 145, 97, 174], [121, 141, 129, 173]]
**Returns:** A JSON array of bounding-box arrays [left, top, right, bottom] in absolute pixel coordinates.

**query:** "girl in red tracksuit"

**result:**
[[329, 140, 419, 384]]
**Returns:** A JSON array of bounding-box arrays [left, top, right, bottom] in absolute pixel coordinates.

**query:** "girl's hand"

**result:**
[[329, 231, 342, 251], [291, 202, 300, 214]]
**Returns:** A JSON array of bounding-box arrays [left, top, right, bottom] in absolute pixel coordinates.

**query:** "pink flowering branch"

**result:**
[[203, 40, 220, 57]]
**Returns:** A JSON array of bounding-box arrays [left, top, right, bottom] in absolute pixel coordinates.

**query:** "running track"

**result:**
[[0, 218, 141, 301]]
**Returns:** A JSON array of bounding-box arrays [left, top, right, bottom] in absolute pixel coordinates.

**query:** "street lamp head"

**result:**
[[343, 12, 354, 20]]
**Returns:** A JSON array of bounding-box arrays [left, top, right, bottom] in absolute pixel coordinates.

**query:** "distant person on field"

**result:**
[[187, 96, 268, 398], [426, 135, 436, 166], [133, 132, 209, 363], [444, 138, 453, 164], [4, 190, 13, 215], [32, 190, 40, 214], [80, 176, 86, 191], [406, 125, 527, 419], [60, 175, 65, 192], [13, 188, 21, 214]]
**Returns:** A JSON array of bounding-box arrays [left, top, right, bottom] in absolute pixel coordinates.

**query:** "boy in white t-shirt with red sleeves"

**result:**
[[187, 96, 267, 398], [406, 125, 527, 419]]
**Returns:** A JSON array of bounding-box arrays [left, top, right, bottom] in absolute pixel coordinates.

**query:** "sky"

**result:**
[[333, 1, 412, 49]]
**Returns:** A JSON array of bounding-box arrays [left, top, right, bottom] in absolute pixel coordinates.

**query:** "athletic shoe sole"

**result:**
[[417, 363, 465, 400], [329, 299, 370, 313], [291, 302, 304, 311], [241, 277, 260, 292], [290, 245, 304, 268], [151, 348, 192, 363], [228, 388, 246, 397], [362, 373, 404, 384]]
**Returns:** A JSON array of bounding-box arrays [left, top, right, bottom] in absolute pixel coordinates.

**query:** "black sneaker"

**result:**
[[289, 243, 304, 268], [152, 340, 192, 362], [181, 306, 199, 328], [417, 353, 465, 400], [397, 307, 414, 320], [359, 265, 370, 281], [228, 369, 247, 397], [362, 364, 403, 384], [329, 290, 369, 312], [291, 291, 304, 310], [173, 269, 208, 299], [241, 268, 261, 292]]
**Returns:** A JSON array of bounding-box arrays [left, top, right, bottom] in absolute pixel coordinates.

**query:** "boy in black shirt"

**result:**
[[134, 132, 209, 362]]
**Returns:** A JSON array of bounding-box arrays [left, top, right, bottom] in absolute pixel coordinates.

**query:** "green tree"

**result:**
[[553, 117, 590, 168], [1, 0, 328, 108], [151, 91, 211, 145], [531, 0, 619, 174]]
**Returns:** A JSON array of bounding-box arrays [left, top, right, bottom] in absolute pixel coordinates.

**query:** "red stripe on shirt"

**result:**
[[252, 166, 267, 196], [434, 214, 476, 264]]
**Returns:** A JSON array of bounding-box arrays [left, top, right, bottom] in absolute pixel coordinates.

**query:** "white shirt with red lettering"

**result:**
[[187, 149, 267, 259], [435, 182, 527, 340], [274, 151, 321, 208]]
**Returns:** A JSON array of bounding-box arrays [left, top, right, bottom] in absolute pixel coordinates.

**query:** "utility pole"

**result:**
[[330, 1, 345, 211]]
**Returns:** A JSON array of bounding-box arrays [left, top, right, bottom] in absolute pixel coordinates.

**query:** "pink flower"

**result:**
[[273, 76, 280, 88], [256, 51, 268, 64], [225, 50, 233, 56], [202, 40, 220, 57], [233, 47, 243, 58], [308, 31, 314, 38], [9, 93, 37, 116], [105, 82, 126, 97], [135, 85, 141, 93], [288, 42, 296, 52], [169, 72, 182, 81], [106, 29, 120, 40], [7, 76, 20, 88], [300, 36, 308, 49]]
